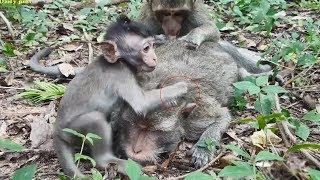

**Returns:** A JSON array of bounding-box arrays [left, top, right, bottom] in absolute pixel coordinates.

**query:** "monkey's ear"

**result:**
[[100, 40, 120, 63]]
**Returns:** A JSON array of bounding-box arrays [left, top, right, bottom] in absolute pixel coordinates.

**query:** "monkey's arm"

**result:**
[[139, 3, 162, 35], [180, 3, 220, 48], [117, 80, 188, 116], [189, 106, 231, 168]]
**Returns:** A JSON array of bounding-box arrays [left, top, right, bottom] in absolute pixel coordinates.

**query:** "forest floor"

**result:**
[[0, 0, 319, 180]]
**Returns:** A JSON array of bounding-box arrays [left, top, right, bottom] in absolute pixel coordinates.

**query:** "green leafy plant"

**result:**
[[209, 0, 287, 34], [0, 139, 25, 152], [284, 109, 320, 141], [218, 144, 283, 178], [19, 81, 66, 104], [184, 171, 216, 180], [233, 75, 287, 115], [299, 0, 320, 10], [0, 139, 38, 180], [74, 5, 112, 32], [308, 168, 320, 180], [264, 19, 320, 69], [12, 164, 37, 180], [197, 139, 218, 152], [63, 128, 103, 179], [127, 0, 143, 20], [0, 59, 8, 72], [125, 159, 156, 180], [1, 42, 15, 56]]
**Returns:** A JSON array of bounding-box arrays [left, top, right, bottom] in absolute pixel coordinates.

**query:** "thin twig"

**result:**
[[0, 86, 25, 90], [277, 122, 291, 147], [83, 28, 93, 64], [284, 66, 313, 87], [302, 150, 320, 169], [274, 95, 320, 169], [88, 42, 93, 64], [0, 11, 14, 37], [167, 150, 224, 180]]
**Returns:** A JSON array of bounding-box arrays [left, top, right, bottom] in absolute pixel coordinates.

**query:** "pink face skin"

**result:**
[[124, 35, 157, 72], [123, 125, 162, 163], [156, 10, 185, 39]]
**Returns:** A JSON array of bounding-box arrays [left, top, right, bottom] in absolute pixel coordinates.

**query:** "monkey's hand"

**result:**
[[188, 144, 216, 168], [178, 31, 204, 50], [161, 81, 188, 107], [154, 34, 168, 45]]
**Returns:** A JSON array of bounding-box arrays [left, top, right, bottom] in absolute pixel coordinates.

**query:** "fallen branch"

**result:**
[[274, 95, 320, 169], [302, 150, 320, 169], [0, 11, 14, 37], [0, 86, 25, 90], [167, 150, 224, 180]]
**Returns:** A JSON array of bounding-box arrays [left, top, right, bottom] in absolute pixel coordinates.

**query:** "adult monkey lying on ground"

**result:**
[[114, 40, 238, 168], [53, 17, 188, 178], [139, 0, 273, 74]]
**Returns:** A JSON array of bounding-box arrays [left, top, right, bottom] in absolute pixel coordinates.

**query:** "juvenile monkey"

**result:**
[[53, 17, 188, 178], [139, 0, 273, 74]]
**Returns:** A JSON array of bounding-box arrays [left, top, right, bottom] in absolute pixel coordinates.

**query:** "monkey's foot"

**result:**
[[188, 146, 214, 168]]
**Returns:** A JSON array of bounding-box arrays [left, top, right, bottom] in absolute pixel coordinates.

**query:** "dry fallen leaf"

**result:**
[[256, 161, 273, 167], [30, 119, 53, 148], [220, 153, 240, 167], [239, 35, 257, 48], [0, 121, 8, 138], [250, 129, 282, 149], [61, 44, 83, 52], [62, 23, 75, 32], [58, 63, 75, 77], [4, 72, 14, 86], [143, 165, 158, 173]]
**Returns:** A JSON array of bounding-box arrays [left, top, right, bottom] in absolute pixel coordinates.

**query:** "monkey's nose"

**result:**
[[132, 146, 142, 154]]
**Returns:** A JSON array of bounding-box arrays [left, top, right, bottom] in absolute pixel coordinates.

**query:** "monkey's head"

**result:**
[[118, 107, 182, 164], [149, 0, 194, 38], [100, 16, 157, 72]]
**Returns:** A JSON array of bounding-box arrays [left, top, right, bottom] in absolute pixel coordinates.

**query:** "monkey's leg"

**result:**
[[53, 134, 85, 178], [69, 111, 126, 173], [188, 107, 231, 168]]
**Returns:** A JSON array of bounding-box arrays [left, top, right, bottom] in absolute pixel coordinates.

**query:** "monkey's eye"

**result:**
[[143, 45, 150, 52], [162, 11, 171, 16]]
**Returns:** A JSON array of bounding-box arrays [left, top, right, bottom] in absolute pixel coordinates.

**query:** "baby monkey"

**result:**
[[53, 16, 188, 178]]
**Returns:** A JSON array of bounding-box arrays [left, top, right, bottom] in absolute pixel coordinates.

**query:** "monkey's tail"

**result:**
[[28, 47, 84, 77], [218, 41, 272, 74], [53, 135, 85, 178]]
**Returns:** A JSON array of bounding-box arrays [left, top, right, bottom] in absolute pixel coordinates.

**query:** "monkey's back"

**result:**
[[140, 40, 237, 139], [145, 40, 238, 106]]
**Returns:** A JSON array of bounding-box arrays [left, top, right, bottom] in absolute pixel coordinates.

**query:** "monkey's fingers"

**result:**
[[189, 146, 213, 168], [154, 34, 168, 45], [178, 36, 199, 50]]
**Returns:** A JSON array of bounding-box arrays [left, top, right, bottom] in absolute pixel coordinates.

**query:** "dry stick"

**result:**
[[0, 86, 25, 90], [274, 95, 320, 169], [167, 150, 224, 180], [302, 150, 320, 169], [283, 66, 313, 87], [0, 11, 14, 37], [88, 42, 93, 64], [83, 29, 93, 64]]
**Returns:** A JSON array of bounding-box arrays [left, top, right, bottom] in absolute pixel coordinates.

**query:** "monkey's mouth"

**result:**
[[142, 66, 156, 72], [125, 146, 160, 164]]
